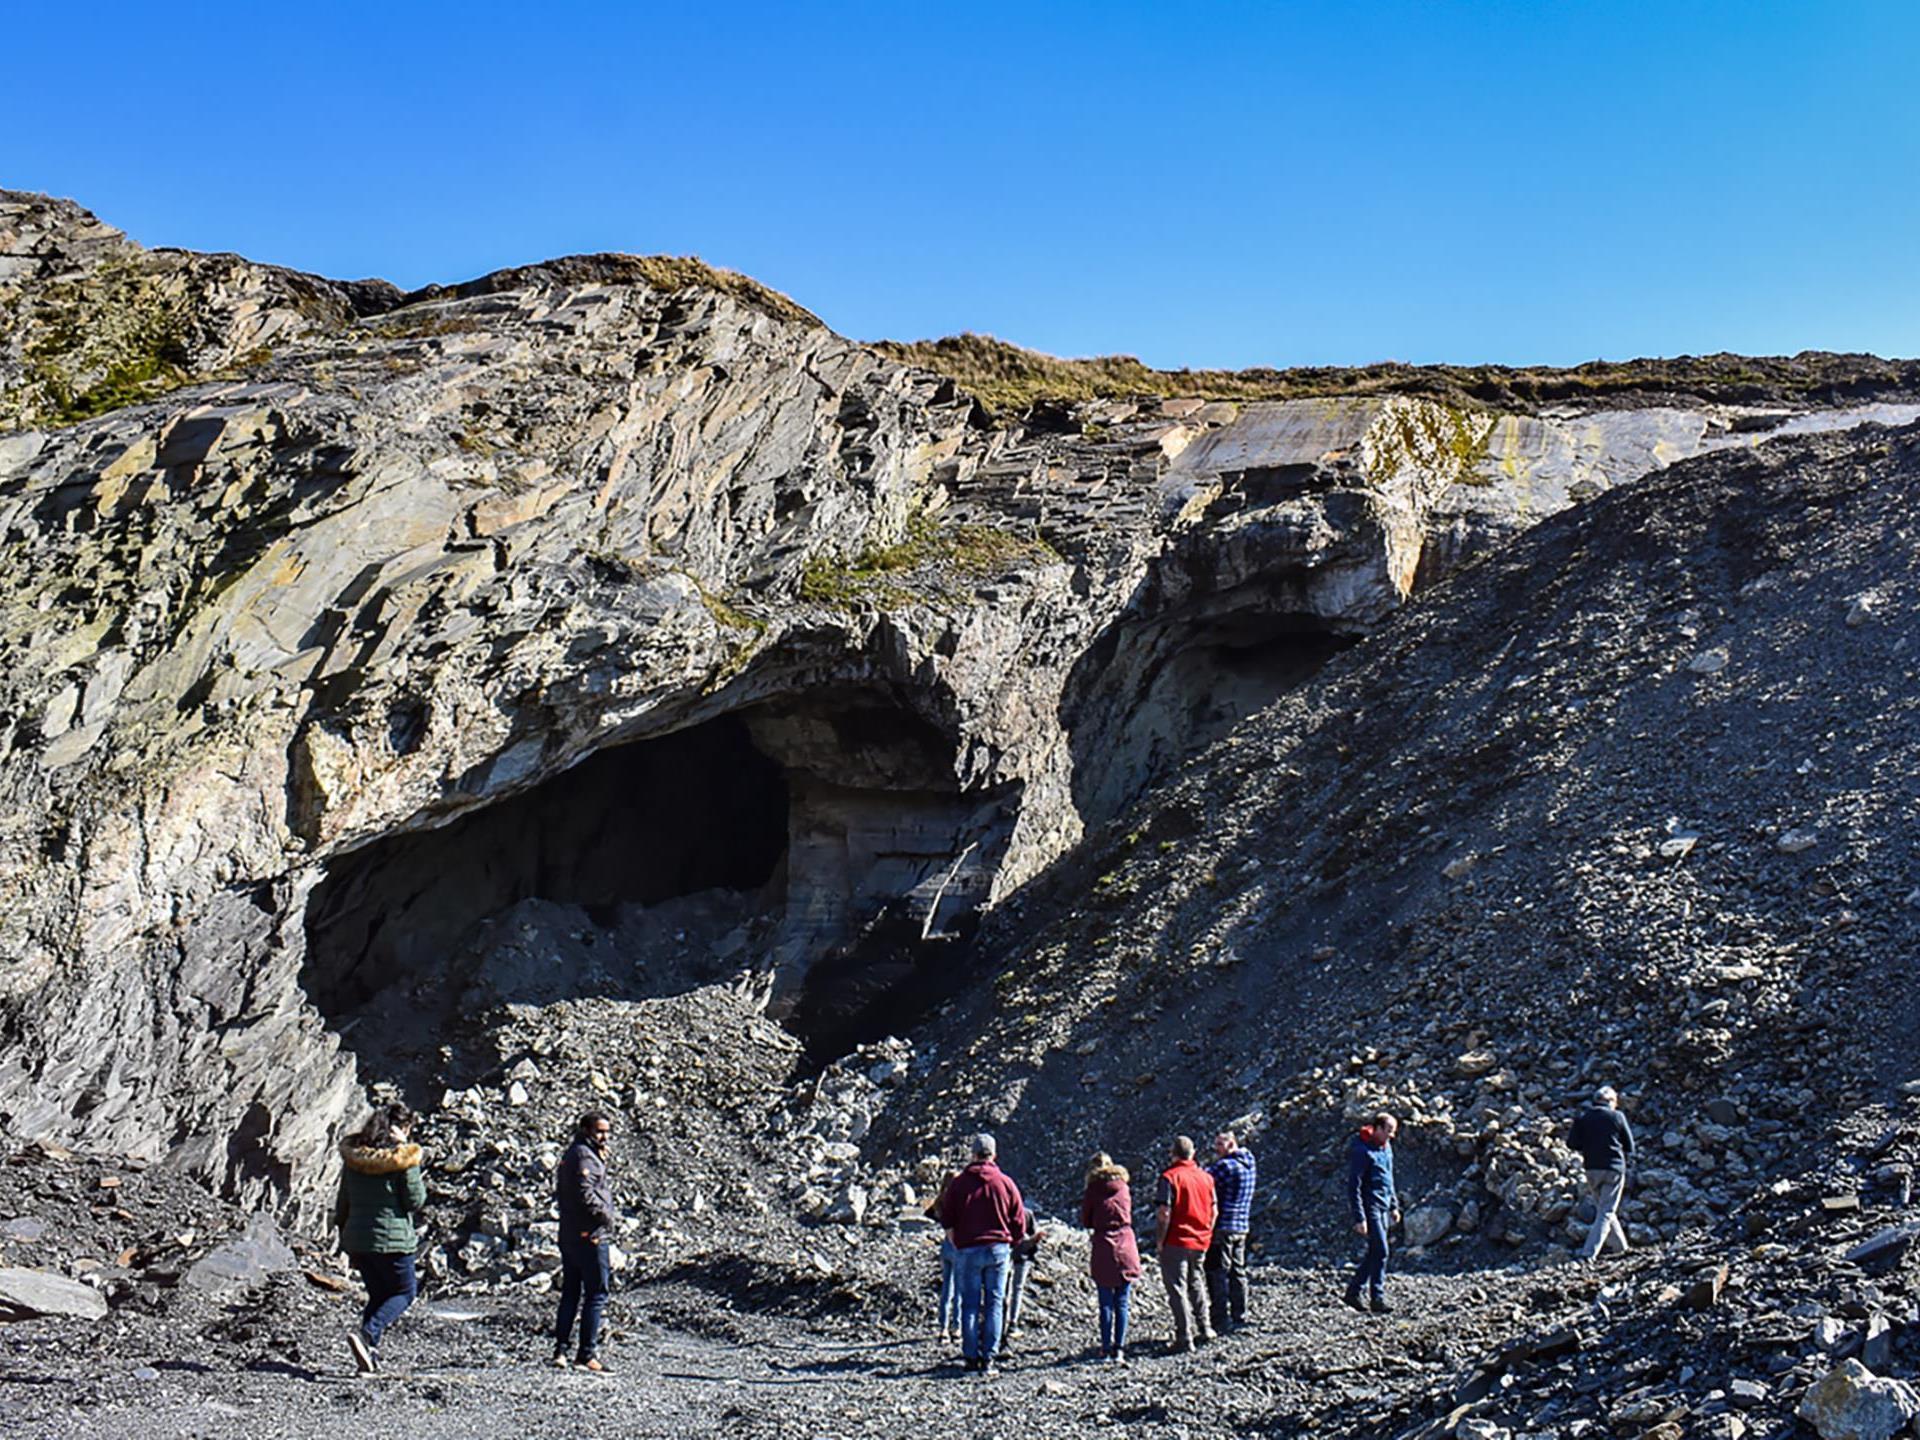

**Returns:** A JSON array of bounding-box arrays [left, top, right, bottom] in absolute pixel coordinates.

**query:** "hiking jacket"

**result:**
[[557, 1138, 617, 1243], [1570, 1106, 1635, 1173], [334, 1141, 427, 1255], [1081, 1166, 1142, 1289], [1346, 1128, 1396, 1222], [937, 1160, 1024, 1249], [1156, 1158, 1217, 1253], [1207, 1148, 1258, 1234]]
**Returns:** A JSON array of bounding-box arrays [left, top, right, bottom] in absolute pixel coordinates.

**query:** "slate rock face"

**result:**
[[1, 188, 1914, 1220]]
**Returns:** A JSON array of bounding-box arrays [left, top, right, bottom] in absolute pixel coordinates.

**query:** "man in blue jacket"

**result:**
[[1343, 1112, 1400, 1314], [1205, 1131, 1256, 1334]]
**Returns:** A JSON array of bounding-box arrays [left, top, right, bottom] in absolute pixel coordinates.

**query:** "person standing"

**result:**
[[1343, 1111, 1400, 1314], [926, 1173, 963, 1342], [1569, 1085, 1634, 1262], [554, 1112, 618, 1372], [937, 1134, 1025, 1376], [334, 1102, 427, 1375], [1155, 1135, 1218, 1352], [998, 1204, 1041, 1357], [1080, 1152, 1141, 1364], [1204, 1130, 1257, 1334]]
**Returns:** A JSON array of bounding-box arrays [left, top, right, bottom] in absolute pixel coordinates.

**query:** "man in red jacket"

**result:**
[[1155, 1135, 1218, 1352], [936, 1133, 1025, 1376]]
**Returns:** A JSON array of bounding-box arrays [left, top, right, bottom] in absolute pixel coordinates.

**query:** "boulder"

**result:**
[[0, 1267, 108, 1321], [1403, 1203, 1455, 1249], [1796, 1360, 1920, 1440], [183, 1213, 296, 1293]]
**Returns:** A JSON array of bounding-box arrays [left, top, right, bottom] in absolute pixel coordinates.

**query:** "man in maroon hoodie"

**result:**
[[936, 1133, 1025, 1376]]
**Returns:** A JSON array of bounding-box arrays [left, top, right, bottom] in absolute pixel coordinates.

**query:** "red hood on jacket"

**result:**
[[1358, 1125, 1392, 1149]]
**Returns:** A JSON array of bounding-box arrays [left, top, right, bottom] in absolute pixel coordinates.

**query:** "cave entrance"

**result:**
[[1067, 610, 1358, 827], [301, 695, 1018, 1084], [301, 715, 789, 1072]]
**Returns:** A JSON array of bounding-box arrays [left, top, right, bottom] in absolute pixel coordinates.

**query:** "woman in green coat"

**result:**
[[334, 1102, 427, 1374]]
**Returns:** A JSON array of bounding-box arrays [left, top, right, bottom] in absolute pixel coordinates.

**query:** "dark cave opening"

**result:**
[[300, 693, 1020, 1080], [1067, 611, 1359, 828], [301, 715, 789, 1020]]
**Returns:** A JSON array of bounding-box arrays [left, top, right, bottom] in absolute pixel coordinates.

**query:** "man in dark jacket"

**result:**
[[1570, 1085, 1634, 1262], [1205, 1130, 1256, 1334], [1343, 1112, 1399, 1314], [937, 1133, 1024, 1376], [554, 1112, 617, 1371]]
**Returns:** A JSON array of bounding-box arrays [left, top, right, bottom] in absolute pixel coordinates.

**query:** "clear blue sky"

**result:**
[[8, 2, 1916, 369]]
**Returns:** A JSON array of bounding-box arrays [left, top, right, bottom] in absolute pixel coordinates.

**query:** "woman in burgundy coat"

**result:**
[[1081, 1153, 1143, 1363]]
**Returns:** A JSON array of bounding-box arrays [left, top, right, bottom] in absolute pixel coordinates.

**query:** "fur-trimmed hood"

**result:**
[[340, 1139, 423, 1175], [1087, 1163, 1130, 1186]]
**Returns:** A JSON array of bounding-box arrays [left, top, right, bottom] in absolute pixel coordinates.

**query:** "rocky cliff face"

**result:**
[[1, 188, 1914, 1219]]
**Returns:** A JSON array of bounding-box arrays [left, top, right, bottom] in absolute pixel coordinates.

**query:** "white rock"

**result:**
[[1777, 829, 1819, 855], [1688, 649, 1729, 674], [1796, 1359, 1919, 1440], [0, 1267, 108, 1321]]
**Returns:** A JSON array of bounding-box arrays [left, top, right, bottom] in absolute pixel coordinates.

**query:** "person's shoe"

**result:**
[[1113, 1348, 1128, 1367], [347, 1332, 376, 1375], [550, 1348, 571, 1369], [577, 1355, 610, 1374], [1174, 1336, 1195, 1354], [1341, 1290, 1366, 1313], [981, 1360, 997, 1379], [1369, 1296, 1392, 1314]]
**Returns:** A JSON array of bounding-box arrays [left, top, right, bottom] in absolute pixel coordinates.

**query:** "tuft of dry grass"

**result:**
[[873, 332, 1920, 417]]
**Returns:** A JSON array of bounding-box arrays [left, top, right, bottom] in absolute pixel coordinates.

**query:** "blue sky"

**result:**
[[8, 2, 1916, 368]]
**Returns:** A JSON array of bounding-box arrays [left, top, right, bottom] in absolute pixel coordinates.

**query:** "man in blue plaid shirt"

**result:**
[[1204, 1131, 1257, 1333]]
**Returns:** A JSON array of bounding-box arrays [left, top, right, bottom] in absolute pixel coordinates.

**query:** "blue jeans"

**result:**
[[954, 1242, 1009, 1361], [350, 1252, 417, 1348], [556, 1234, 611, 1359], [1098, 1282, 1131, 1353], [1002, 1255, 1031, 1343], [1349, 1206, 1391, 1300], [937, 1236, 961, 1329]]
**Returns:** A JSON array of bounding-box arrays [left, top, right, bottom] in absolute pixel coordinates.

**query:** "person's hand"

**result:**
[[1352, 1221, 1368, 1235], [1392, 1210, 1402, 1226]]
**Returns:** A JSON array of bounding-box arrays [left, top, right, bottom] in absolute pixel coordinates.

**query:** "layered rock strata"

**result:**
[[1, 188, 1913, 1216]]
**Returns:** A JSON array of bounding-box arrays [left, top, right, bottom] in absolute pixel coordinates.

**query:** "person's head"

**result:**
[[1171, 1134, 1196, 1161], [354, 1102, 415, 1147], [1213, 1131, 1237, 1158], [1371, 1112, 1398, 1141], [1595, 1085, 1618, 1110], [971, 1133, 997, 1162], [576, 1111, 613, 1151]]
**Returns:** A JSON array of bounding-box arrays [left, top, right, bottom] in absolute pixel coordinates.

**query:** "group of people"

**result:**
[[329, 1105, 618, 1375], [328, 1088, 1634, 1377], [928, 1128, 1258, 1372]]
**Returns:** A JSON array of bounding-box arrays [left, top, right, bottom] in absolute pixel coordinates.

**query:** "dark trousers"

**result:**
[[1348, 1206, 1391, 1300], [556, 1234, 611, 1359], [350, 1252, 417, 1347], [1205, 1230, 1250, 1330]]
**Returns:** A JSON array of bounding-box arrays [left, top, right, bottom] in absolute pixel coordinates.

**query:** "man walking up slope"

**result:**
[[1570, 1085, 1634, 1262]]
